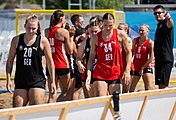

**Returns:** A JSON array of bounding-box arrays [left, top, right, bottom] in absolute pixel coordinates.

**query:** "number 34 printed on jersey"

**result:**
[[103, 43, 113, 61]]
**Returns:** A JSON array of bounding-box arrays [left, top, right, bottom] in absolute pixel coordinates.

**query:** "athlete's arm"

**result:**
[[119, 30, 132, 85], [6, 36, 18, 93], [86, 34, 98, 84], [42, 36, 56, 97], [76, 40, 86, 73]]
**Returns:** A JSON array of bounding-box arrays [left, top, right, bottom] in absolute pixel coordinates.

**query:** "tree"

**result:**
[[95, 0, 134, 10]]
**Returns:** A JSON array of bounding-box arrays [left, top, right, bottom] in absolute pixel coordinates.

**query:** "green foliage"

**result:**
[[2, 0, 134, 10], [46, 0, 67, 9], [18, 0, 135, 10], [95, 0, 134, 10]]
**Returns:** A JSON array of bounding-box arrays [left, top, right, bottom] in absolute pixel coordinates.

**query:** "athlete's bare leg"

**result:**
[[142, 73, 154, 90], [28, 88, 45, 105], [82, 82, 90, 98], [93, 81, 108, 96], [89, 84, 96, 97], [82, 82, 96, 98], [129, 76, 140, 92], [72, 77, 82, 100], [57, 73, 74, 101], [13, 89, 28, 107], [72, 87, 82, 100], [109, 84, 122, 95]]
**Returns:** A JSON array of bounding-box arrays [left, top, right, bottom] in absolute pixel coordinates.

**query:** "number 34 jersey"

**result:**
[[93, 29, 123, 80]]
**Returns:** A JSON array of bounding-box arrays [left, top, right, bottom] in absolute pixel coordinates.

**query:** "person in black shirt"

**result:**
[[153, 5, 174, 89], [6, 15, 56, 107]]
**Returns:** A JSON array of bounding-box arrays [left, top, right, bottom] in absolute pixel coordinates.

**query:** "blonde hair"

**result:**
[[141, 24, 150, 31], [24, 15, 41, 35], [118, 23, 130, 35]]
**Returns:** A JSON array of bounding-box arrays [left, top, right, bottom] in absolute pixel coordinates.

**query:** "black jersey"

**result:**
[[84, 38, 97, 70], [14, 33, 46, 89], [154, 19, 174, 63], [85, 38, 91, 64]]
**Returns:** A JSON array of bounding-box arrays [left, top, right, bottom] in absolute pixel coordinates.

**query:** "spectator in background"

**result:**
[[129, 24, 154, 92], [153, 5, 174, 89], [6, 15, 56, 107]]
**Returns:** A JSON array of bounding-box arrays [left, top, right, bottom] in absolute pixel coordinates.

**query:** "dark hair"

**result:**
[[49, 10, 64, 30], [89, 16, 102, 29], [102, 13, 114, 20], [153, 5, 165, 11], [89, 16, 96, 23], [85, 24, 89, 31], [24, 15, 41, 35], [64, 23, 70, 30], [90, 19, 99, 27], [71, 14, 81, 25]]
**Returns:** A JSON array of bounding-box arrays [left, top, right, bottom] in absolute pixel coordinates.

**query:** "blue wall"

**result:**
[[126, 11, 176, 48]]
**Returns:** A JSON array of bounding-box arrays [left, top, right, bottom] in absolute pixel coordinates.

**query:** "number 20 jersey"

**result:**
[[92, 29, 123, 80], [15, 33, 45, 87]]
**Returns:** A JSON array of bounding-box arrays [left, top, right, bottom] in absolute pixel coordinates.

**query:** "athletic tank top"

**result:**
[[133, 37, 151, 71], [48, 26, 69, 68], [93, 29, 123, 80], [14, 33, 45, 87], [82, 38, 91, 80]]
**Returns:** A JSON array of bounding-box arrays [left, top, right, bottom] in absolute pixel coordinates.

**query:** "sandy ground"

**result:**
[[0, 79, 176, 109]]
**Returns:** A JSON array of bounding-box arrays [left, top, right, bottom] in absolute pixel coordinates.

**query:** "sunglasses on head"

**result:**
[[153, 12, 164, 15]]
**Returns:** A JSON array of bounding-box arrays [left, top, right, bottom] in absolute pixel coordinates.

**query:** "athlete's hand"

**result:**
[[78, 63, 86, 73], [48, 83, 57, 103], [122, 70, 130, 85], [6, 80, 13, 93], [69, 25, 75, 37], [85, 76, 91, 91], [139, 68, 144, 76]]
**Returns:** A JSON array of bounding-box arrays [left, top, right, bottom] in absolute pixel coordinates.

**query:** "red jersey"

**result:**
[[93, 29, 123, 80], [48, 26, 69, 69], [133, 37, 151, 71]]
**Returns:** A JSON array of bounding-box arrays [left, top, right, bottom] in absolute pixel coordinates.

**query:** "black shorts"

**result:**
[[155, 61, 173, 86], [15, 79, 46, 90], [92, 78, 122, 86], [70, 67, 82, 88], [133, 68, 153, 77], [46, 68, 70, 76], [130, 70, 134, 76]]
